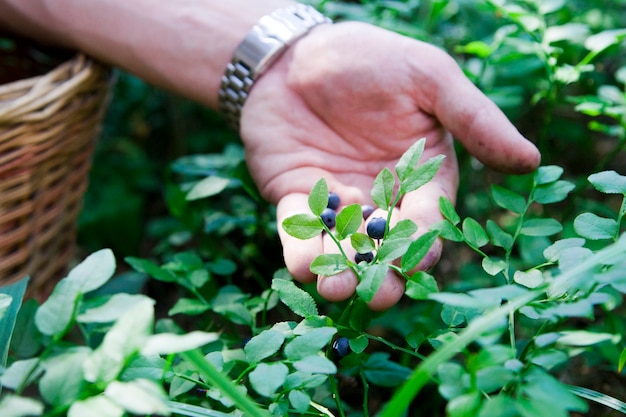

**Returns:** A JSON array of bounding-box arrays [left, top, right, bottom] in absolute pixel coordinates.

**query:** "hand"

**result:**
[[239, 21, 540, 311]]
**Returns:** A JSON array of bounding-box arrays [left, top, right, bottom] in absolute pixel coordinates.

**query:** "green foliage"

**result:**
[[4, 0, 626, 416]]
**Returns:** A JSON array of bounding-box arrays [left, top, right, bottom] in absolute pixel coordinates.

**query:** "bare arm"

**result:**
[[0, 0, 295, 108]]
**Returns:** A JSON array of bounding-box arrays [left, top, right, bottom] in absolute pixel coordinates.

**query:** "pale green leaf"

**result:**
[[104, 379, 170, 415], [543, 238, 586, 262], [308, 178, 329, 216], [514, 269, 544, 288], [356, 263, 388, 303], [249, 363, 289, 397], [244, 330, 286, 364], [491, 185, 526, 214], [288, 390, 311, 414], [142, 331, 219, 355], [68, 395, 123, 417], [271, 278, 318, 318], [574, 213, 618, 240], [585, 29, 626, 53], [282, 213, 324, 240], [589, 170, 626, 194], [401, 230, 439, 272], [395, 139, 425, 181], [310, 254, 349, 276], [78, 294, 154, 323], [67, 248, 116, 293], [400, 155, 445, 194], [83, 298, 154, 384], [534, 180, 575, 204], [405, 272, 439, 300], [335, 204, 363, 240], [34, 279, 81, 337], [40, 348, 90, 407], [371, 167, 395, 210], [520, 218, 562, 237], [186, 176, 230, 200], [556, 330, 620, 346], [0, 395, 44, 417], [168, 297, 210, 316], [482, 257, 508, 276], [293, 355, 337, 374], [284, 327, 337, 361]]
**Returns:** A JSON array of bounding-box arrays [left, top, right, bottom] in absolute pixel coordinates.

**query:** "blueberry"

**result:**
[[355, 251, 374, 264], [327, 192, 341, 210], [361, 204, 375, 220], [333, 337, 351, 358], [320, 208, 336, 228], [366, 217, 386, 240]]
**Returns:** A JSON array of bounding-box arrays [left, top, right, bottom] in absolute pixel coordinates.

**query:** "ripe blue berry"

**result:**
[[327, 192, 341, 210], [361, 204, 375, 220], [367, 217, 386, 240], [333, 337, 351, 358], [320, 208, 336, 228], [355, 251, 374, 264]]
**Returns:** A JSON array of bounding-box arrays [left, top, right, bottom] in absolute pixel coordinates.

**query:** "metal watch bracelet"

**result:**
[[218, 4, 332, 130]]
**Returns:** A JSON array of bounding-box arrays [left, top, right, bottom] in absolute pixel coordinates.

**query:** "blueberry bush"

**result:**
[[2, 0, 626, 416]]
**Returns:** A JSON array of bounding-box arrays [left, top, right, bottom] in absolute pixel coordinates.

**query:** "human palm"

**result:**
[[240, 22, 540, 310]]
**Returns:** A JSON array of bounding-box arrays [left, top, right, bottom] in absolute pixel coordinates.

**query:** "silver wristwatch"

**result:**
[[218, 4, 332, 130]]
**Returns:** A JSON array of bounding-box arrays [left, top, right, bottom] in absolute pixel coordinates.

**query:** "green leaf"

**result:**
[[168, 297, 210, 316], [377, 237, 412, 263], [486, 220, 513, 250], [534, 165, 563, 185], [514, 269, 544, 288], [125, 257, 177, 282], [491, 185, 526, 214], [34, 279, 81, 337], [68, 395, 123, 417], [432, 220, 464, 242], [400, 155, 445, 194], [83, 298, 154, 384], [249, 363, 289, 397], [401, 230, 439, 272], [356, 263, 388, 303], [463, 218, 489, 248], [244, 330, 286, 364], [293, 355, 337, 374], [349, 336, 369, 354], [186, 176, 230, 200], [0, 358, 41, 391], [363, 352, 412, 387], [588, 170, 626, 194], [284, 328, 337, 361], [439, 196, 460, 225], [585, 29, 626, 53], [619, 348, 626, 373], [574, 212, 618, 240], [0, 277, 28, 369], [395, 139, 425, 181], [282, 213, 324, 240], [556, 330, 620, 346], [271, 278, 318, 318], [9, 299, 40, 359], [40, 348, 90, 407], [520, 218, 563, 237], [521, 367, 588, 413], [308, 178, 329, 216], [371, 167, 396, 210], [104, 379, 170, 415], [78, 294, 154, 323], [543, 238, 586, 262], [142, 331, 219, 355], [351, 232, 375, 254], [67, 249, 116, 293], [387, 219, 418, 239], [288, 390, 311, 413], [0, 395, 44, 417], [533, 180, 575, 204], [405, 272, 439, 300], [310, 254, 349, 276], [335, 204, 363, 240], [482, 257, 508, 276]]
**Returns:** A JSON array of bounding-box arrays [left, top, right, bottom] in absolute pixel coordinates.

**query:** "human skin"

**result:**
[[0, 0, 540, 310]]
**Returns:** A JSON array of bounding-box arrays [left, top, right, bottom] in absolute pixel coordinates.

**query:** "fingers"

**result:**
[[416, 45, 541, 174]]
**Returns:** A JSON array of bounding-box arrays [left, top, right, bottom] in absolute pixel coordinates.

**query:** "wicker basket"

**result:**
[[0, 39, 111, 298]]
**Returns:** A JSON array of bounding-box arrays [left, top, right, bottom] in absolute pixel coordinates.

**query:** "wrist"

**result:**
[[218, 3, 332, 130]]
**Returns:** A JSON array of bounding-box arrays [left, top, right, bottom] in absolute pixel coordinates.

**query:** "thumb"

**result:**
[[421, 49, 541, 174]]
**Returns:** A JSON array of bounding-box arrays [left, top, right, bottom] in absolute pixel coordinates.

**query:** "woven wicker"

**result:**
[[0, 46, 111, 298]]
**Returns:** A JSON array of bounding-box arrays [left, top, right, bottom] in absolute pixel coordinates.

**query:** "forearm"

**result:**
[[0, 0, 295, 108]]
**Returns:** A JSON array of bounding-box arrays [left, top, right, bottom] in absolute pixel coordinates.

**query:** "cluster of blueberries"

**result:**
[[320, 192, 387, 265]]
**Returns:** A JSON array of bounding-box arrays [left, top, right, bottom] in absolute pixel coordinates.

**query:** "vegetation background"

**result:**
[[3, 0, 626, 416]]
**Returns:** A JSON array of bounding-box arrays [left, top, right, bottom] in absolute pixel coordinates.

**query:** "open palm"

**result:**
[[240, 22, 540, 310]]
